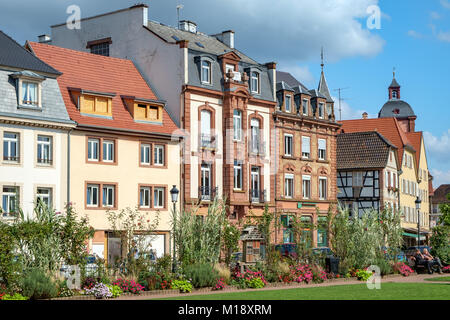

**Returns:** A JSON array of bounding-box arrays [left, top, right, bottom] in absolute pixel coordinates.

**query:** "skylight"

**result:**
[[196, 42, 205, 48], [172, 35, 180, 42]]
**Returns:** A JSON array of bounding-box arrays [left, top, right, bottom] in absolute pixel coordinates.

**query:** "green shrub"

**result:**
[[355, 269, 373, 281], [56, 279, 74, 297], [21, 269, 58, 300], [372, 258, 393, 276], [2, 293, 28, 300], [183, 263, 219, 288], [106, 284, 122, 298], [171, 279, 192, 293], [154, 254, 173, 273]]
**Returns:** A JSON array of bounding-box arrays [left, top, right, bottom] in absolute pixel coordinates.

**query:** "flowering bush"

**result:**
[[171, 279, 193, 293], [355, 269, 373, 281], [393, 262, 414, 277], [442, 266, 450, 273], [112, 278, 144, 294], [84, 283, 112, 299], [212, 278, 226, 291], [82, 277, 97, 290], [232, 269, 267, 289], [1, 293, 28, 300], [106, 285, 122, 298]]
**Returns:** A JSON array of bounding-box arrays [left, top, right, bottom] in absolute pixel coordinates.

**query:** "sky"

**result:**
[[0, 0, 449, 187]]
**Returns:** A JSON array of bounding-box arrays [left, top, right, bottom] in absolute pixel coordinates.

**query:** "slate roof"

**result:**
[[276, 81, 294, 92], [379, 99, 415, 119], [339, 117, 414, 167], [337, 131, 397, 170], [29, 42, 179, 136], [145, 20, 258, 65], [0, 30, 60, 75], [433, 184, 450, 204], [318, 71, 334, 103], [389, 77, 400, 88]]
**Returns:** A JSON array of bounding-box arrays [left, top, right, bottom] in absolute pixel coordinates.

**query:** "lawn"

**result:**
[[156, 283, 450, 300], [425, 276, 450, 282]]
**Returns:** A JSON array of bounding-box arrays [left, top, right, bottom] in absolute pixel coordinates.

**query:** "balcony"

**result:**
[[250, 189, 266, 204], [200, 134, 217, 150], [199, 186, 218, 201], [248, 139, 265, 156]]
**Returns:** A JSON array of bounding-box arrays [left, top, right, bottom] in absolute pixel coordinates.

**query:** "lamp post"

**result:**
[[170, 185, 179, 273], [415, 196, 421, 247]]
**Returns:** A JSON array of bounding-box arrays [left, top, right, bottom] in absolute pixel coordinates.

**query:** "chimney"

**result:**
[[265, 62, 277, 103], [179, 20, 197, 33], [38, 34, 51, 43], [129, 3, 148, 26], [362, 112, 368, 119], [220, 30, 235, 48]]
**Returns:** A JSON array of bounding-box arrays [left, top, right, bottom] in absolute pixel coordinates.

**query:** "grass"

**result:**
[[155, 283, 450, 300], [425, 276, 450, 282]]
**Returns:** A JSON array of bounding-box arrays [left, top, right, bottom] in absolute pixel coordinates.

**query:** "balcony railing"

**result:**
[[3, 156, 19, 162], [200, 134, 216, 150], [199, 186, 218, 201], [250, 189, 266, 204], [37, 158, 53, 165], [249, 139, 265, 156]]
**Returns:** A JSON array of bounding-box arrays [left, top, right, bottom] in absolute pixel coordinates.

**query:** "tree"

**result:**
[[430, 193, 450, 264]]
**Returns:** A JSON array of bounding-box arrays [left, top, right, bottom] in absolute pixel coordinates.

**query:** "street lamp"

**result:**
[[170, 185, 179, 273], [415, 196, 421, 247]]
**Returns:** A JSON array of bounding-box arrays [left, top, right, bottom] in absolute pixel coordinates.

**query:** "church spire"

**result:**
[[318, 47, 333, 102], [389, 68, 401, 99]]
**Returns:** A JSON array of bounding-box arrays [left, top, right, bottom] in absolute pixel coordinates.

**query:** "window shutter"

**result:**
[[201, 110, 211, 134], [302, 137, 310, 153], [318, 139, 326, 150]]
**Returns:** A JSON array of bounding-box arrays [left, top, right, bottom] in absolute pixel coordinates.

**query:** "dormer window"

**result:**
[[80, 94, 113, 117], [302, 99, 309, 116], [134, 103, 162, 122], [318, 102, 325, 119], [201, 60, 211, 84], [11, 71, 45, 108], [285, 95, 292, 113], [250, 71, 260, 94]]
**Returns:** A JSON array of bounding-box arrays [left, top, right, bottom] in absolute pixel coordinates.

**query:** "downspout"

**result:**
[[67, 128, 73, 204], [274, 116, 278, 243]]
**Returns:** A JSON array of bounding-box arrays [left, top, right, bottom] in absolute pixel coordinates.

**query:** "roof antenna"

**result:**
[[333, 87, 350, 121], [393, 66, 396, 79], [176, 2, 184, 29]]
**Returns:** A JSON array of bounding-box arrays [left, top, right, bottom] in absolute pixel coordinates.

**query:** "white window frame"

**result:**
[[319, 177, 327, 200], [102, 185, 115, 207], [233, 109, 242, 141], [285, 95, 292, 112], [37, 135, 52, 165], [318, 138, 326, 160], [318, 102, 324, 119], [201, 60, 211, 84], [301, 136, 310, 159], [250, 71, 260, 94], [284, 134, 293, 157], [234, 160, 243, 190], [285, 173, 294, 199], [102, 140, 114, 162], [88, 138, 100, 161], [302, 175, 311, 199], [86, 184, 99, 207], [3, 132, 19, 162], [2, 186, 18, 214], [140, 143, 151, 165], [154, 145, 164, 166], [154, 187, 164, 208], [140, 186, 151, 208], [20, 80, 40, 106], [36, 187, 52, 208], [302, 99, 308, 116]]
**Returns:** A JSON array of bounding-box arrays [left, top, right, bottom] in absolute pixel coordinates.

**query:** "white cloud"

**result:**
[[331, 96, 376, 121], [407, 30, 424, 39], [423, 130, 450, 162], [437, 31, 450, 42], [430, 11, 441, 20], [441, 0, 450, 9], [430, 169, 450, 189], [277, 63, 315, 87]]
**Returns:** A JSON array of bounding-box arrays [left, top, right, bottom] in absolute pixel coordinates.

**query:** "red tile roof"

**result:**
[[338, 117, 415, 166], [28, 42, 179, 136], [406, 131, 423, 169]]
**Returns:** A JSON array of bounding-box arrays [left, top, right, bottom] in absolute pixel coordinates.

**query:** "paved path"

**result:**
[[113, 273, 449, 300]]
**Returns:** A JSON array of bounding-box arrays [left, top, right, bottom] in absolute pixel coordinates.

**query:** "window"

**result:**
[[317, 216, 328, 247], [140, 144, 151, 165], [353, 172, 363, 187], [385, 171, 389, 188], [37, 135, 52, 165], [302, 99, 308, 116], [319, 177, 327, 200], [154, 187, 165, 208], [318, 139, 326, 160], [88, 138, 99, 161], [318, 103, 324, 119], [139, 187, 151, 208], [102, 185, 115, 207], [133, 103, 163, 122], [233, 110, 242, 141], [36, 187, 52, 208], [301, 136, 310, 159], [302, 175, 311, 199], [102, 140, 114, 162], [86, 184, 100, 207], [80, 95, 112, 117], [284, 134, 293, 156], [250, 118, 261, 154], [285, 95, 292, 112], [3, 132, 19, 162], [285, 174, 294, 198], [200, 109, 213, 148], [2, 186, 18, 215], [234, 160, 243, 190], [250, 166, 261, 202], [90, 42, 110, 56], [250, 71, 260, 94], [154, 145, 164, 166], [21, 81, 38, 106], [392, 90, 397, 99], [201, 60, 211, 84]]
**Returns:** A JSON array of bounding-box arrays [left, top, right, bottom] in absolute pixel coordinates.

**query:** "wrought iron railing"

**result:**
[[249, 189, 267, 203], [199, 186, 218, 201], [3, 156, 19, 162], [200, 134, 217, 149]]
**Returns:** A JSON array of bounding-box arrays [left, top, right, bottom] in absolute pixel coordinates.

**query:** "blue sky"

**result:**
[[0, 0, 449, 186]]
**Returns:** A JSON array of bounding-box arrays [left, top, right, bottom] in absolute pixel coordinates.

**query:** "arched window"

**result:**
[[233, 109, 242, 141], [200, 109, 212, 148], [250, 118, 261, 154]]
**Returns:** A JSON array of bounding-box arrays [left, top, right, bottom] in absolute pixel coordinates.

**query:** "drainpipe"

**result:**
[[274, 117, 278, 243], [67, 128, 73, 204]]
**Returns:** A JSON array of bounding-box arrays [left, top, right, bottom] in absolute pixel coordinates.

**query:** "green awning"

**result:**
[[402, 232, 426, 240]]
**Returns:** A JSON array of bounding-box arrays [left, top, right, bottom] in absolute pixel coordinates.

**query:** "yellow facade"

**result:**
[[416, 138, 430, 231]]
